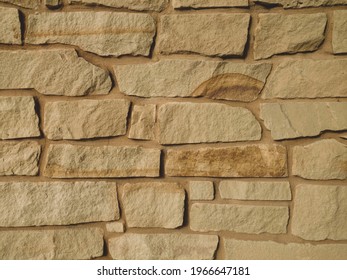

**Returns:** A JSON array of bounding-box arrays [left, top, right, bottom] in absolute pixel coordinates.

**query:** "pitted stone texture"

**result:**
[[166, 145, 287, 177], [159, 14, 250, 57], [0, 49, 111, 96], [0, 96, 40, 139], [255, 0, 347, 8], [115, 60, 272, 102], [44, 99, 130, 140], [254, 13, 326, 60], [263, 59, 347, 99], [0, 141, 40, 176], [129, 104, 156, 140], [189, 181, 214, 201], [0, 0, 41, 8], [190, 203, 289, 234], [292, 184, 347, 241], [0, 7, 21, 44], [260, 102, 347, 140], [69, 0, 168, 11], [292, 139, 347, 180], [173, 0, 249, 8], [0, 181, 119, 227], [44, 144, 160, 178], [26, 12, 156, 57], [106, 222, 124, 233], [109, 234, 218, 260], [333, 11, 347, 54], [0, 228, 103, 260], [122, 182, 185, 229]]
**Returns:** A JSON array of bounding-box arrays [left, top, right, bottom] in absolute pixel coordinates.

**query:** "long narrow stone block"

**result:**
[[69, 0, 169, 11]]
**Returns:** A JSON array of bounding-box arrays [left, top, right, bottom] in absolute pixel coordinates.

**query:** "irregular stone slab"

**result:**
[[69, 0, 168, 11], [219, 181, 291, 200], [106, 222, 124, 233], [224, 239, 347, 260], [159, 14, 250, 57], [263, 59, 347, 99], [44, 99, 130, 140], [0, 0, 41, 8], [189, 181, 214, 201], [333, 11, 347, 54], [0, 141, 41, 176], [26, 12, 156, 57], [0, 7, 21, 44], [159, 102, 261, 144], [0, 181, 119, 227], [292, 139, 347, 180], [0, 49, 111, 96], [109, 234, 218, 260], [254, 13, 326, 60], [173, 0, 249, 8], [128, 104, 156, 140], [0, 228, 103, 260], [115, 60, 272, 102], [260, 102, 347, 140], [166, 144, 287, 177], [255, 0, 347, 8], [43, 144, 160, 178], [190, 203, 289, 233], [0, 96, 40, 139]]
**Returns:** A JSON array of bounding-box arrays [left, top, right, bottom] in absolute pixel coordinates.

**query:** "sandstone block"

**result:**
[[0, 0, 41, 8], [255, 0, 347, 8], [189, 181, 214, 201], [69, 0, 168, 11], [0, 7, 21, 44], [106, 222, 124, 233], [129, 104, 156, 140], [173, 0, 249, 8], [333, 11, 347, 54]]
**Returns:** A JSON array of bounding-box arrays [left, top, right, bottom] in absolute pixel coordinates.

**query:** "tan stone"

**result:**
[[109, 234, 218, 260], [69, 0, 168, 11], [115, 60, 272, 101], [0, 141, 40, 176], [0, 7, 21, 44], [45, 0, 62, 7], [0, 49, 111, 96], [122, 182, 185, 228], [0, 181, 119, 227], [255, 0, 347, 8], [292, 139, 347, 180], [219, 181, 291, 200], [44, 99, 130, 140], [173, 0, 249, 8], [166, 144, 287, 177], [190, 203, 289, 233], [128, 104, 156, 140], [106, 222, 124, 233], [0, 228, 103, 260], [333, 11, 347, 54], [0, 0, 41, 8], [263, 59, 347, 99], [159, 14, 250, 57], [189, 181, 214, 201], [0, 96, 40, 139], [159, 102, 261, 144], [341, 134, 347, 140], [43, 144, 160, 178], [224, 239, 347, 260], [26, 12, 155, 57]]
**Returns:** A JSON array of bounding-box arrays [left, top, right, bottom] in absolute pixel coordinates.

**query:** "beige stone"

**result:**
[[292, 184, 347, 241], [255, 0, 347, 8], [333, 11, 347, 54], [69, 0, 168, 11], [260, 102, 347, 140], [254, 13, 326, 60], [45, 0, 62, 7], [0, 7, 21, 44], [189, 181, 214, 201], [43, 144, 160, 178], [0, 141, 41, 176], [0, 49, 111, 96], [0, 181, 119, 227], [158, 102, 261, 144], [263, 59, 347, 99], [166, 144, 287, 177], [26, 12, 156, 57], [106, 222, 124, 233], [0, 0, 41, 8], [122, 182, 185, 228], [0, 228, 103, 260], [292, 139, 347, 180], [224, 239, 347, 260], [115, 60, 272, 102], [109, 234, 218, 260], [173, 0, 249, 8], [190, 203, 289, 233], [159, 14, 250, 57], [0, 96, 40, 139], [219, 181, 291, 200], [44, 99, 130, 140], [129, 104, 156, 140]]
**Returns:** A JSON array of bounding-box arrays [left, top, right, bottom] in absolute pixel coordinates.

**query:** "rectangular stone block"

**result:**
[[129, 104, 156, 140], [255, 0, 347, 8], [69, 0, 168, 11], [0, 7, 21, 44], [189, 181, 214, 201], [173, 0, 249, 8], [333, 10, 347, 54], [0, 0, 41, 9]]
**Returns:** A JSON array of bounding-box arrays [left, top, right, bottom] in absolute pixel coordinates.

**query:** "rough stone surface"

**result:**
[[0, 228, 103, 260], [219, 181, 291, 200], [0, 181, 119, 227], [254, 13, 326, 60], [0, 141, 41, 176], [292, 184, 347, 241], [333, 11, 347, 54], [115, 60, 272, 101], [292, 139, 347, 180], [0, 96, 40, 139], [0, 49, 111, 96], [45, 0, 62, 7], [109, 234, 218, 260], [255, 0, 347, 8], [0, 0, 41, 8], [173, 0, 249, 8], [190, 203, 289, 233], [129, 104, 156, 140], [260, 102, 347, 140], [0, 7, 21, 44], [159, 14, 250, 57], [122, 182, 185, 228], [106, 222, 124, 233], [263, 59, 347, 99], [44, 99, 130, 140], [44, 144, 160, 178], [26, 12, 156, 57], [166, 144, 287, 177], [69, 0, 168, 11], [189, 181, 214, 201]]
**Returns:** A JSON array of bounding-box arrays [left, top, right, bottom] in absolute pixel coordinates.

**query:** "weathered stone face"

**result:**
[[129, 104, 156, 140], [0, 0, 41, 8], [0, 7, 21, 44], [255, 0, 347, 8], [333, 11, 347, 54], [173, 0, 249, 8], [69, 0, 169, 11], [189, 181, 214, 201]]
